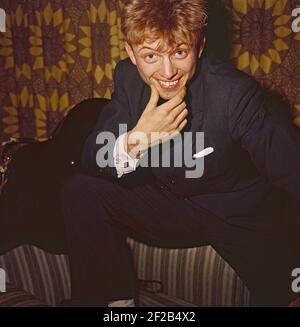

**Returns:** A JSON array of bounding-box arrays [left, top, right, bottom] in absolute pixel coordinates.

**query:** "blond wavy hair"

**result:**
[[121, 0, 208, 48]]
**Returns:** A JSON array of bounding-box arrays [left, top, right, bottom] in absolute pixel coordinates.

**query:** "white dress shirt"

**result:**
[[113, 133, 144, 178]]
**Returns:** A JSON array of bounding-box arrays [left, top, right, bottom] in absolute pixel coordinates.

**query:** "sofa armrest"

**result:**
[[0, 245, 70, 306]]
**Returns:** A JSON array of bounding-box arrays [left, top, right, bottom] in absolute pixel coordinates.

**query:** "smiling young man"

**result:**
[[122, 36, 207, 159], [60, 0, 300, 307], [126, 40, 199, 98]]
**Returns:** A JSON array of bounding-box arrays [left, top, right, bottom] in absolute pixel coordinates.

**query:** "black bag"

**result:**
[[0, 98, 109, 255]]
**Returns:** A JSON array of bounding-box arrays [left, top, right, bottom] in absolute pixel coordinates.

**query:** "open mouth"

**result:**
[[156, 78, 181, 90]]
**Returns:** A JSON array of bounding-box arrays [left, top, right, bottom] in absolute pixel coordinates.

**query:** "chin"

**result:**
[[159, 89, 181, 100], [159, 93, 175, 100]]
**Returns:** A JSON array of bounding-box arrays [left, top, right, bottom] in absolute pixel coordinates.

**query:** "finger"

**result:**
[[145, 83, 160, 111], [173, 107, 188, 127], [169, 102, 187, 121], [178, 86, 187, 99], [177, 118, 188, 132], [158, 86, 186, 112]]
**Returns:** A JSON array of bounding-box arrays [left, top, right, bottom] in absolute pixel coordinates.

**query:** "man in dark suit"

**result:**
[[60, 0, 300, 306]]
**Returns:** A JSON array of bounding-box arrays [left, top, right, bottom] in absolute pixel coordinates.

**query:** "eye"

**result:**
[[144, 53, 158, 63], [174, 50, 188, 58]]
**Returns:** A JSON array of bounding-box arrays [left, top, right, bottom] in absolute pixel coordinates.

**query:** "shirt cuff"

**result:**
[[113, 133, 142, 178]]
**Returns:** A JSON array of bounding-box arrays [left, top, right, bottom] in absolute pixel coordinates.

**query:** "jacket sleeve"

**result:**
[[228, 77, 300, 236], [81, 61, 133, 178]]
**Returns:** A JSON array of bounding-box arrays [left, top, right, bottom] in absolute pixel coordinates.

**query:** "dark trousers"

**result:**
[[60, 173, 299, 306]]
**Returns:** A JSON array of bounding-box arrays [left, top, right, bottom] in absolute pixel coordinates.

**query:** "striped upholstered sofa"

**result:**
[[0, 239, 250, 307]]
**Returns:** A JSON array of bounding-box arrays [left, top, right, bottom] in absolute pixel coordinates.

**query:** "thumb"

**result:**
[[146, 82, 160, 111], [179, 85, 186, 99]]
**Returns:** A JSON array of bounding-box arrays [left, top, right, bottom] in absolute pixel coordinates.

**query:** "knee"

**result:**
[[59, 173, 107, 229], [60, 173, 96, 204]]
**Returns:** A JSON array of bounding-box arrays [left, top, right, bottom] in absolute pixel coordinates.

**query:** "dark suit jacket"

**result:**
[[82, 55, 300, 237]]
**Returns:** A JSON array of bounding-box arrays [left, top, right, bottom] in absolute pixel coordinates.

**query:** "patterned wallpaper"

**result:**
[[0, 0, 126, 141], [0, 0, 299, 143], [222, 0, 300, 125]]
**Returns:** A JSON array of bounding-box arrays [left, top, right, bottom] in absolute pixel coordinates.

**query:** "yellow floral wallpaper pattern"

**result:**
[[222, 0, 300, 125], [0, 0, 125, 141], [0, 0, 299, 143]]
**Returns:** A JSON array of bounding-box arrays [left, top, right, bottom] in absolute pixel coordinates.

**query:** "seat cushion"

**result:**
[[139, 289, 198, 307], [0, 286, 48, 307], [0, 243, 250, 307]]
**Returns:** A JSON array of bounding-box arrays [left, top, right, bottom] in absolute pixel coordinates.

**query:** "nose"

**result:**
[[160, 57, 177, 80]]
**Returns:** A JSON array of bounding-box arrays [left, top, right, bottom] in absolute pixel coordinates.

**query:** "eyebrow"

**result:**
[[138, 46, 159, 53], [138, 44, 188, 53]]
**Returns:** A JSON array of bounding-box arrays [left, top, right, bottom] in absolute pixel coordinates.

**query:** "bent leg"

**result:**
[[213, 227, 300, 306], [60, 173, 220, 303], [61, 173, 299, 306]]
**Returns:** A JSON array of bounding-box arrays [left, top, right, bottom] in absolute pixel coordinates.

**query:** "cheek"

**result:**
[[183, 54, 197, 76], [183, 61, 196, 79], [136, 60, 154, 79]]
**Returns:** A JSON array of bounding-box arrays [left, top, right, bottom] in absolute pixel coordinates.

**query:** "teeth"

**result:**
[[158, 79, 179, 88]]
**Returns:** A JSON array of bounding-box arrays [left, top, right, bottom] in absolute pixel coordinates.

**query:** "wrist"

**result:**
[[125, 130, 142, 159]]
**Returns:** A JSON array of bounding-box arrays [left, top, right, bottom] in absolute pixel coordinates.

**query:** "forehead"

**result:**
[[134, 38, 190, 53]]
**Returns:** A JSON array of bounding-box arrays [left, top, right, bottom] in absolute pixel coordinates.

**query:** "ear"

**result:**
[[125, 42, 137, 66], [197, 37, 206, 58]]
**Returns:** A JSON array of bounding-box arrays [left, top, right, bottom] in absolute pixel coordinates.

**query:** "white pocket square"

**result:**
[[193, 147, 214, 159]]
